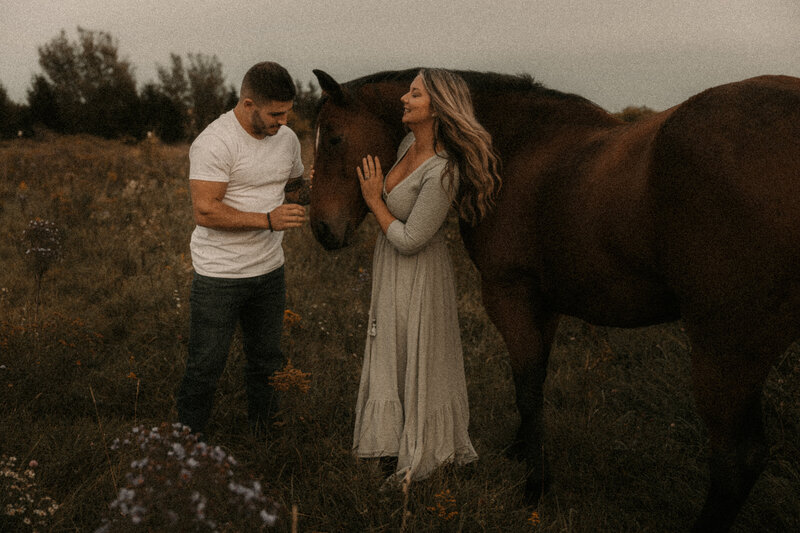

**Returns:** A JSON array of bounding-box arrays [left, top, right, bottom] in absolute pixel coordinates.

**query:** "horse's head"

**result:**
[[310, 69, 406, 250]]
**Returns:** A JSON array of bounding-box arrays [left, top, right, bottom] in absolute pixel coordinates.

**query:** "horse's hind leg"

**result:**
[[482, 279, 558, 500], [687, 330, 778, 533]]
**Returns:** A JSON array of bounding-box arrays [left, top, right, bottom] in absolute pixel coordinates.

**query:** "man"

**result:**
[[177, 61, 306, 438]]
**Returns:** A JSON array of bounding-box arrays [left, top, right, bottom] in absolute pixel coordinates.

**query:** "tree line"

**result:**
[[0, 27, 320, 143], [0, 27, 658, 142]]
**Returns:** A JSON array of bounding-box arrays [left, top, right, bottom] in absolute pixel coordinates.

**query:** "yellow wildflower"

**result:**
[[428, 489, 458, 521], [269, 360, 311, 393], [283, 309, 302, 329]]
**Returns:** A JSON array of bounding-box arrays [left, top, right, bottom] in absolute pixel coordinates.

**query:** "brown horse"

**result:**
[[308, 67, 800, 532]]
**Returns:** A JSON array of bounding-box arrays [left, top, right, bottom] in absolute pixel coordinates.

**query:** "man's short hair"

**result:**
[[241, 62, 296, 104]]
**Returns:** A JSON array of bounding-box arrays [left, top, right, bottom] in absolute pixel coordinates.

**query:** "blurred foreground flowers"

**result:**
[[1, 455, 59, 531], [96, 423, 280, 531]]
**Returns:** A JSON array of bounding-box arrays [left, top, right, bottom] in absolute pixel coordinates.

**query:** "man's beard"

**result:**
[[251, 111, 279, 136]]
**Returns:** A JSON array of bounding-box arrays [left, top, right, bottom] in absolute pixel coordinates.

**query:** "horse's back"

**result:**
[[476, 107, 682, 326], [482, 75, 800, 334], [650, 75, 800, 352]]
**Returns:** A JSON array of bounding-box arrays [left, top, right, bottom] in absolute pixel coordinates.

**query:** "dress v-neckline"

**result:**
[[384, 141, 440, 196]]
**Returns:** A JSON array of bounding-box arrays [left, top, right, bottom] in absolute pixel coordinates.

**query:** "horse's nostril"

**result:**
[[311, 219, 345, 250]]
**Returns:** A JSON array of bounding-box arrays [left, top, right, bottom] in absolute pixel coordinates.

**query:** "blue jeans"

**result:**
[[177, 267, 286, 435]]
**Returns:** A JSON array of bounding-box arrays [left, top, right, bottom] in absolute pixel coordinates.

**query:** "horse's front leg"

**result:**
[[482, 278, 558, 500], [686, 326, 776, 533]]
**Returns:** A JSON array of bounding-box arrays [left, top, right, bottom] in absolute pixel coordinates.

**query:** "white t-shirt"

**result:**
[[189, 110, 304, 278]]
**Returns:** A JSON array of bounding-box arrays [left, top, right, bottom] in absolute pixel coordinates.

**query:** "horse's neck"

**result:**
[[357, 82, 407, 133], [481, 92, 615, 130], [455, 94, 617, 265]]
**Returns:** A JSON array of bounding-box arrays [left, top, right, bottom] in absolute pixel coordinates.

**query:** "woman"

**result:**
[[352, 68, 502, 484]]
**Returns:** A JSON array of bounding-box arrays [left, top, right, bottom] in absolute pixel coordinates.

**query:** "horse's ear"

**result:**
[[313, 69, 345, 104]]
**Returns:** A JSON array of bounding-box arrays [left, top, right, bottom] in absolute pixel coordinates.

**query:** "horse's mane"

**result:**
[[314, 68, 608, 123], [343, 68, 601, 108]]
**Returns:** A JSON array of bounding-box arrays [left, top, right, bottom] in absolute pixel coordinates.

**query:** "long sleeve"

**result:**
[[385, 164, 457, 255]]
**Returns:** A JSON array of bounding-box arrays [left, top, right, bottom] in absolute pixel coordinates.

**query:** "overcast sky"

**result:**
[[1, 0, 798, 112]]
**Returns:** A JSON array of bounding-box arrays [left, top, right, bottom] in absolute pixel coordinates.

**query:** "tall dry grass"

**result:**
[[0, 132, 798, 531]]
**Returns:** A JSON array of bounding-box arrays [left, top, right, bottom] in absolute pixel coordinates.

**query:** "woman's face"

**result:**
[[400, 75, 434, 127]]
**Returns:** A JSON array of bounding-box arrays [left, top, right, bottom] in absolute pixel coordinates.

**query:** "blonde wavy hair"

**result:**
[[419, 68, 502, 226]]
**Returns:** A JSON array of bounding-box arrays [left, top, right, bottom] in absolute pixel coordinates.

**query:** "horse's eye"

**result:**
[[329, 135, 343, 146]]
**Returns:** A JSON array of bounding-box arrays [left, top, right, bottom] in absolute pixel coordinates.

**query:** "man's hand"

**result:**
[[269, 203, 306, 231]]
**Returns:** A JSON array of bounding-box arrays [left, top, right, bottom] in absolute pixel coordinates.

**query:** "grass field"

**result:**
[[1, 133, 798, 531]]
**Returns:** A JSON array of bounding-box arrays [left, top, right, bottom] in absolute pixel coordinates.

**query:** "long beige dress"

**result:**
[[352, 133, 478, 481]]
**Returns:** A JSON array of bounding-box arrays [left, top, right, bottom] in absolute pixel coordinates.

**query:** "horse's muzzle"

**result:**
[[311, 219, 349, 250]]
